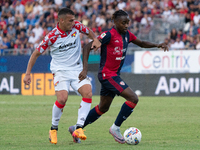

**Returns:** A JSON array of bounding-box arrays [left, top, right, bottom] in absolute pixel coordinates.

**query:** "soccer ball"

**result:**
[[123, 127, 142, 145], [135, 90, 142, 96]]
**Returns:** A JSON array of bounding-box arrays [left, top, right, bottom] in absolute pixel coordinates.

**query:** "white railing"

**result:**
[[0, 47, 196, 56]]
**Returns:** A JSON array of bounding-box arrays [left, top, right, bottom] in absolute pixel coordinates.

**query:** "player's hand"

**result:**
[[79, 70, 87, 82], [91, 38, 101, 51], [157, 43, 169, 52], [23, 74, 31, 85]]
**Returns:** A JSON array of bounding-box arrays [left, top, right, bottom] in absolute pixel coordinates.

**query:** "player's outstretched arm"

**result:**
[[23, 50, 41, 85], [79, 41, 93, 81], [87, 29, 101, 51], [132, 38, 169, 52]]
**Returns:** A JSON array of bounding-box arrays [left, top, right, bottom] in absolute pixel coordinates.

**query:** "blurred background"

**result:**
[[1, 0, 200, 54]]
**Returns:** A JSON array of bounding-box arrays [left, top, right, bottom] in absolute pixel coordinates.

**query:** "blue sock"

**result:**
[[114, 101, 137, 127], [83, 105, 103, 128]]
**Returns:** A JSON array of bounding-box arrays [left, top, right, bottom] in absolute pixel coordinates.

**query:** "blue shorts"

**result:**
[[99, 76, 129, 98]]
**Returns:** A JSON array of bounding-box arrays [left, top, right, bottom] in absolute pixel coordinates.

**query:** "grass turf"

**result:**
[[0, 95, 200, 150]]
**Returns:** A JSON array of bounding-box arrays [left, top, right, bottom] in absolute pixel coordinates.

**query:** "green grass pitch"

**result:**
[[0, 95, 200, 150]]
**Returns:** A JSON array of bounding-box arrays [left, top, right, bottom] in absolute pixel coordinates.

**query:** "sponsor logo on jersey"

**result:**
[[115, 40, 119, 43], [113, 47, 121, 55], [113, 47, 127, 55], [71, 31, 77, 37], [100, 33, 106, 39], [116, 56, 125, 60], [59, 40, 76, 50]]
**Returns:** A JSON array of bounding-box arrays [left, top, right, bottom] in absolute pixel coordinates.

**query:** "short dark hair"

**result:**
[[58, 8, 75, 17], [111, 10, 128, 21]]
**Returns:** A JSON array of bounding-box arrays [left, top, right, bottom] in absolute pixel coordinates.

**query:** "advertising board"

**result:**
[[0, 73, 199, 96], [134, 50, 200, 74]]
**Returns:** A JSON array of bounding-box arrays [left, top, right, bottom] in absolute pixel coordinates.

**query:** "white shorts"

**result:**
[[53, 70, 91, 95]]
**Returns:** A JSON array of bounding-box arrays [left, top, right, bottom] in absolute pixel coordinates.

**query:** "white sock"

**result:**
[[52, 101, 65, 126], [111, 123, 120, 130], [76, 98, 92, 126]]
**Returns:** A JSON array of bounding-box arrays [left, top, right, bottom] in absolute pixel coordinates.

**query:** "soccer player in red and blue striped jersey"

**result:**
[[77, 10, 168, 144]]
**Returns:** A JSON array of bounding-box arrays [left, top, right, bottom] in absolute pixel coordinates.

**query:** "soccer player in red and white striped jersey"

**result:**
[[23, 8, 101, 144]]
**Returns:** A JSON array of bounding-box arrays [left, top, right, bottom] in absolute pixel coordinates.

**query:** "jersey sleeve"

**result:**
[[36, 30, 57, 53], [74, 21, 89, 34], [128, 30, 137, 43], [97, 31, 111, 45]]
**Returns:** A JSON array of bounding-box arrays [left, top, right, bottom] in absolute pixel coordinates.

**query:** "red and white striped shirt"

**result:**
[[36, 21, 89, 73]]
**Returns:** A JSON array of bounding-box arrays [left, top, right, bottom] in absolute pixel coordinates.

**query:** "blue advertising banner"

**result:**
[[0, 55, 135, 73], [0, 56, 51, 73]]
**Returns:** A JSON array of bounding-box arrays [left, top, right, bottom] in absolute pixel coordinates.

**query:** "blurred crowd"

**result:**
[[0, 0, 200, 55]]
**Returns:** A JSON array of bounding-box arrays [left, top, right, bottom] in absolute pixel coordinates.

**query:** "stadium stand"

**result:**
[[0, 0, 200, 55]]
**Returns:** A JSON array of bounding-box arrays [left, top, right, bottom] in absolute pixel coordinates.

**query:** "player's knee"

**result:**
[[134, 97, 139, 104], [57, 95, 68, 104], [82, 91, 92, 98], [99, 105, 110, 113], [87, 91, 93, 98], [129, 94, 139, 104], [57, 98, 67, 105]]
